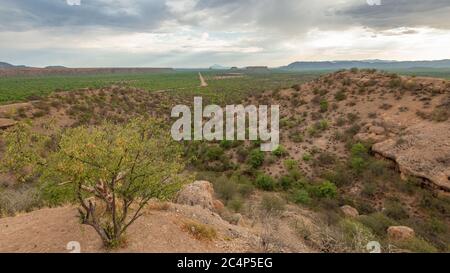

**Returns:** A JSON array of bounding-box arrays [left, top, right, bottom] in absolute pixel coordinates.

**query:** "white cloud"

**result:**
[[66, 0, 81, 6]]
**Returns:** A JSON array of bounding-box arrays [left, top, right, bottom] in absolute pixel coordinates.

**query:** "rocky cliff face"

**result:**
[[372, 122, 450, 191]]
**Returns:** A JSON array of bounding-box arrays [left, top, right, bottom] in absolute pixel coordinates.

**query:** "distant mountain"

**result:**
[[209, 64, 230, 70], [0, 62, 15, 68], [0, 61, 28, 69], [45, 66, 68, 69], [281, 60, 450, 71]]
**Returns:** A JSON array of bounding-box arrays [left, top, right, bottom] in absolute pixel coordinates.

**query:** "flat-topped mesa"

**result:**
[[0, 67, 174, 77]]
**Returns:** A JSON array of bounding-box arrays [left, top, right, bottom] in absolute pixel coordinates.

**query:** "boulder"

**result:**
[[176, 181, 215, 211], [387, 226, 415, 241], [354, 132, 386, 143], [369, 126, 385, 135], [340, 205, 359, 218]]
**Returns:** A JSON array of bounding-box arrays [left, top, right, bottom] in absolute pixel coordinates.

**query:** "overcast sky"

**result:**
[[1, 0, 450, 68]]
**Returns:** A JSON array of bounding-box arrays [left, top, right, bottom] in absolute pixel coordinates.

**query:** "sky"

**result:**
[[1, 0, 450, 68]]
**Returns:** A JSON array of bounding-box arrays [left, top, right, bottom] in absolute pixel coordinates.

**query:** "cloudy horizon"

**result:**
[[1, 0, 450, 68]]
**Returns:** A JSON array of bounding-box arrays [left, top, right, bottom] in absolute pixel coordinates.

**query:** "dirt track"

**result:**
[[199, 73, 208, 87]]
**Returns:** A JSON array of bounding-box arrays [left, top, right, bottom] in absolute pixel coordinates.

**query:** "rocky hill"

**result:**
[[248, 69, 449, 191], [0, 70, 449, 253]]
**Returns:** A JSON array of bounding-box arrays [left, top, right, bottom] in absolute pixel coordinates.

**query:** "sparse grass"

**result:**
[[260, 194, 286, 214], [182, 220, 217, 241], [392, 237, 438, 253], [0, 184, 42, 216], [334, 90, 347, 101]]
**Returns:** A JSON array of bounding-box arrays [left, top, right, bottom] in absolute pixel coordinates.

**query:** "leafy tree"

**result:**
[[2, 118, 186, 248]]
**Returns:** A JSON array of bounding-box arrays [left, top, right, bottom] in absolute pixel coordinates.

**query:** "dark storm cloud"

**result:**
[[0, 0, 169, 31], [340, 0, 450, 29], [1, 0, 450, 67]]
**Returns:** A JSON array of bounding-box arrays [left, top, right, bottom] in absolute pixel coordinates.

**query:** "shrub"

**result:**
[[359, 213, 396, 237], [315, 180, 338, 199], [213, 176, 239, 202], [288, 168, 303, 182], [247, 149, 265, 168], [283, 159, 298, 171], [339, 219, 376, 252], [233, 176, 255, 197], [350, 157, 367, 174], [279, 175, 295, 191], [361, 182, 377, 198], [316, 119, 329, 131], [228, 197, 244, 212], [236, 146, 249, 163], [272, 145, 288, 157], [205, 145, 224, 161], [255, 174, 276, 191], [182, 220, 217, 241], [431, 108, 449, 122], [335, 90, 347, 101], [368, 160, 389, 177], [308, 126, 318, 137], [303, 153, 312, 162], [320, 100, 329, 113], [219, 140, 233, 149], [290, 131, 304, 143], [316, 152, 336, 166], [293, 189, 311, 205], [0, 185, 42, 216], [322, 167, 353, 187], [336, 117, 346, 126], [345, 124, 361, 137], [350, 143, 369, 174], [351, 143, 368, 158], [389, 78, 402, 88], [260, 194, 285, 214], [394, 237, 437, 253], [384, 199, 409, 220], [347, 113, 359, 123]]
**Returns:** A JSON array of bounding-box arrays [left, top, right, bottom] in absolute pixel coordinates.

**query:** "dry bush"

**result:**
[[182, 220, 217, 241], [294, 219, 349, 253], [0, 184, 41, 216]]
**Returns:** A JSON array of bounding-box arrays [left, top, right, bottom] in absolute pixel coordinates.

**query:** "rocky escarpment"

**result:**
[[372, 122, 450, 191]]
